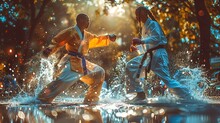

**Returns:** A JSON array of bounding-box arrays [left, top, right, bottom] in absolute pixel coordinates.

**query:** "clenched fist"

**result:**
[[130, 45, 138, 52], [132, 38, 143, 45], [109, 34, 116, 42]]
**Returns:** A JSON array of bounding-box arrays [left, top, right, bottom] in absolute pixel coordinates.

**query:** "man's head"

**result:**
[[135, 6, 148, 23], [76, 13, 90, 30]]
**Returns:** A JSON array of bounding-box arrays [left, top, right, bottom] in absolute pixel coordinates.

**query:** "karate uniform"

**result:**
[[37, 25, 111, 103], [126, 18, 191, 98]]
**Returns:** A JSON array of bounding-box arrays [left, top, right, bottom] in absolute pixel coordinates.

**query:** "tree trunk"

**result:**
[[194, 0, 211, 70], [20, 0, 50, 84], [23, 0, 50, 64]]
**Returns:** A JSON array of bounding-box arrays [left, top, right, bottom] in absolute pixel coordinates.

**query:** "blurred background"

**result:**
[[0, 0, 219, 96]]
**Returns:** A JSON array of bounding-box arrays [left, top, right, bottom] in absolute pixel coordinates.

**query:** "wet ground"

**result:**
[[0, 98, 220, 123]]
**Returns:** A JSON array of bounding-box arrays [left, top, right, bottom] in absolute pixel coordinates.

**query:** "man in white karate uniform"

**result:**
[[126, 6, 194, 102]]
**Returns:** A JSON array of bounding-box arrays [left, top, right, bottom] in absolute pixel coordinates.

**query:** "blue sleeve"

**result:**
[[141, 22, 163, 45]]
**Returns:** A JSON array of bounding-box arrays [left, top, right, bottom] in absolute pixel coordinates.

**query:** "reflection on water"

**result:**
[[0, 102, 220, 123], [1, 53, 219, 123]]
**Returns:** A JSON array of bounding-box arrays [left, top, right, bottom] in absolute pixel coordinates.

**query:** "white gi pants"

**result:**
[[37, 57, 105, 103], [126, 49, 191, 98]]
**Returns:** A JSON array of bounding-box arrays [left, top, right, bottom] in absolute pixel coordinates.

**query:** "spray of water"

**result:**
[[99, 52, 128, 102], [173, 67, 208, 100], [9, 52, 59, 104], [5, 49, 212, 104], [100, 51, 210, 103]]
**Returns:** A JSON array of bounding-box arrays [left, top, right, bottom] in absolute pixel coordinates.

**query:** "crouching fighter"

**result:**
[[37, 13, 116, 104]]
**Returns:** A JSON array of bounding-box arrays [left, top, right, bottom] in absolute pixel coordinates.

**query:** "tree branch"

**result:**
[[183, 1, 195, 15], [30, 0, 35, 25], [35, 0, 51, 24]]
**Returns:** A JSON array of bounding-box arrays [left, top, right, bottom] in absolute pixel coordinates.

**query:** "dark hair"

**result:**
[[76, 13, 89, 24], [136, 6, 157, 22], [146, 9, 157, 22]]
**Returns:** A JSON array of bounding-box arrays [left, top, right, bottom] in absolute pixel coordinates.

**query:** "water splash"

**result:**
[[0, 51, 220, 123], [173, 67, 208, 100], [9, 52, 59, 104], [100, 51, 210, 103], [100, 52, 128, 101], [5, 50, 212, 105]]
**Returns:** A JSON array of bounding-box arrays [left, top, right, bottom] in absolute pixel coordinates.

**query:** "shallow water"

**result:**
[[1, 53, 219, 123], [0, 99, 220, 123]]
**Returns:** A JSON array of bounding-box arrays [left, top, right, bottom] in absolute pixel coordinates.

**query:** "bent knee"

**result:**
[[93, 66, 105, 78], [99, 68, 105, 79], [126, 61, 135, 72]]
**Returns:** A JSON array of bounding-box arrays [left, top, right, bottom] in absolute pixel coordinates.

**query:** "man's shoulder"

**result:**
[[149, 20, 159, 25], [64, 26, 77, 33], [59, 26, 77, 35], [69, 27, 78, 34], [147, 20, 161, 30]]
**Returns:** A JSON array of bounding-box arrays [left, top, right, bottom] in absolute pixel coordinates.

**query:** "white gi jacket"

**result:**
[[126, 18, 191, 98]]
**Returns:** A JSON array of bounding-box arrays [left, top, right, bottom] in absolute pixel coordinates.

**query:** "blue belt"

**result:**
[[68, 51, 87, 75]]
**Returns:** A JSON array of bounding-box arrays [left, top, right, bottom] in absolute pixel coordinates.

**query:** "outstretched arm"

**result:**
[[86, 31, 116, 49]]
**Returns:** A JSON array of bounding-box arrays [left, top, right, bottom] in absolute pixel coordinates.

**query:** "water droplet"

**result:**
[[18, 111, 25, 119], [142, 109, 148, 114], [82, 113, 94, 121], [51, 110, 58, 117]]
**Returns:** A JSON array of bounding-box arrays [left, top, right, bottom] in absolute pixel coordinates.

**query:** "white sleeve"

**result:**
[[141, 22, 163, 45]]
